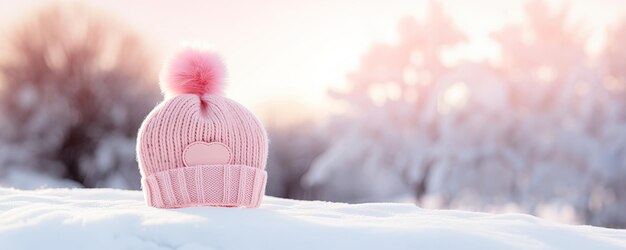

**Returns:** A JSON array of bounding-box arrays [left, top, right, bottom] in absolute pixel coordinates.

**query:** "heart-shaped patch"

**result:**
[[183, 142, 232, 167]]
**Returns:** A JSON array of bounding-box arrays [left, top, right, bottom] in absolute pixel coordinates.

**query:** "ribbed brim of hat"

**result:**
[[142, 164, 267, 208]]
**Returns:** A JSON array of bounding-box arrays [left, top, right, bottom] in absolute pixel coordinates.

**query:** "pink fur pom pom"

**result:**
[[159, 45, 225, 97]]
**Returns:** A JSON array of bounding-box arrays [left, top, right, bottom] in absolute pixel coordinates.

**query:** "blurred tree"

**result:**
[[589, 18, 626, 228], [0, 4, 160, 189], [491, 0, 626, 227], [304, 1, 466, 202], [302, 0, 626, 228], [266, 122, 328, 200]]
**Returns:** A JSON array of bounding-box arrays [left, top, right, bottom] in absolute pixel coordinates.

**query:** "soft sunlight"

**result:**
[[438, 81, 470, 114], [1, 0, 624, 118]]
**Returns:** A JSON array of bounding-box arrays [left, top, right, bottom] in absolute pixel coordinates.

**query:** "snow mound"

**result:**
[[1, 188, 625, 250]]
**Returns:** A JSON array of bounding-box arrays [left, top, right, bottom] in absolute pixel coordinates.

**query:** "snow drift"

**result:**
[[1, 188, 625, 250]]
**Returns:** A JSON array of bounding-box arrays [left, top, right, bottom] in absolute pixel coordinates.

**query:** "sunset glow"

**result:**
[[2, 0, 625, 120]]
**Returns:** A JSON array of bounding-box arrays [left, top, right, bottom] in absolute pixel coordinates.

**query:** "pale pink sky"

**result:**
[[1, 0, 626, 121]]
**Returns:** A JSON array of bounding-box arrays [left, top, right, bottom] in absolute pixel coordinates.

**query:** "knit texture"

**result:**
[[137, 94, 268, 208]]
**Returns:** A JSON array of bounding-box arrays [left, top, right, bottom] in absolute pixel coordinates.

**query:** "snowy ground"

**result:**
[[1, 188, 625, 250]]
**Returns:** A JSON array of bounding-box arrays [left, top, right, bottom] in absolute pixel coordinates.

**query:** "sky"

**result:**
[[1, 0, 626, 123]]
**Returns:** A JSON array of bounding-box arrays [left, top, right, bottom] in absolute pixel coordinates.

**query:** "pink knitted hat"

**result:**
[[137, 45, 268, 208]]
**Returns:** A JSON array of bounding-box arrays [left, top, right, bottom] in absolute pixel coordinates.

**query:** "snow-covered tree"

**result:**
[[0, 4, 160, 189], [587, 17, 626, 228], [303, 1, 466, 202], [303, 0, 626, 228], [266, 121, 329, 200]]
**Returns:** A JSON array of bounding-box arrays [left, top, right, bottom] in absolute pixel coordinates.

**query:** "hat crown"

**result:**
[[137, 94, 268, 208], [138, 95, 267, 174]]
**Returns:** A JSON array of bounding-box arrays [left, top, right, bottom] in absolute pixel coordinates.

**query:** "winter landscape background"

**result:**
[[1, 0, 626, 229]]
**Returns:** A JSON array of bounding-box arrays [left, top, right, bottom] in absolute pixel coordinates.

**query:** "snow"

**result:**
[[1, 188, 625, 250], [0, 168, 81, 189]]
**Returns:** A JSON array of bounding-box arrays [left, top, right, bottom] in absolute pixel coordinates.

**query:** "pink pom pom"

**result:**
[[159, 45, 225, 97]]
